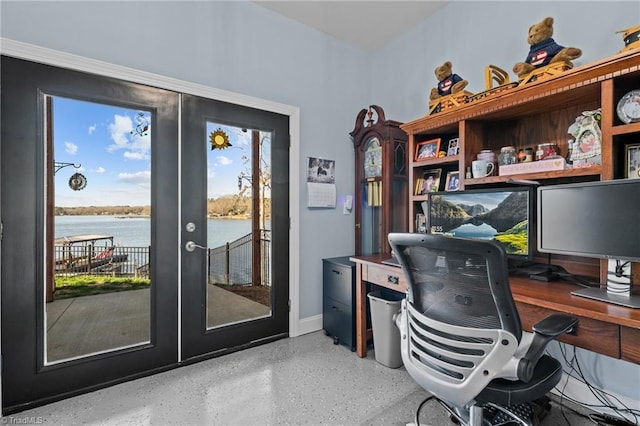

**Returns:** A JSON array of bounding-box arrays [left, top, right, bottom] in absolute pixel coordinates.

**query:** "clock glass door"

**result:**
[[360, 137, 383, 255]]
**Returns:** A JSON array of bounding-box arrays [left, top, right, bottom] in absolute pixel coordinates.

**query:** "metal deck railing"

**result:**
[[207, 230, 271, 287], [54, 245, 150, 278], [53, 230, 271, 286]]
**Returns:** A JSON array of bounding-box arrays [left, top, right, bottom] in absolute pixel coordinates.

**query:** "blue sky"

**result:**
[[53, 97, 265, 207]]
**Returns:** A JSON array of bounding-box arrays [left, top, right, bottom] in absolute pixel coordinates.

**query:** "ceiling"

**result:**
[[254, 1, 447, 52]]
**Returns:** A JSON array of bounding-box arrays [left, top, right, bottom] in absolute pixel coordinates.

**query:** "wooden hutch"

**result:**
[[401, 49, 640, 284]]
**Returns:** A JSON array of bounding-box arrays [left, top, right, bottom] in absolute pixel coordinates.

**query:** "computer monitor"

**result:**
[[538, 179, 640, 308], [427, 186, 533, 260]]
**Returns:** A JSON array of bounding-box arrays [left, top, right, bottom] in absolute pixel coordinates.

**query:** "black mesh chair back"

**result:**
[[389, 233, 523, 407]]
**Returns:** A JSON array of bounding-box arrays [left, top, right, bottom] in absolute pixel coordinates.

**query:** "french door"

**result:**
[[180, 94, 289, 361], [0, 56, 289, 413]]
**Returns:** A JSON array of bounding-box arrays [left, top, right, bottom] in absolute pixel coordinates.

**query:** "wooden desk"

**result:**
[[350, 255, 640, 364]]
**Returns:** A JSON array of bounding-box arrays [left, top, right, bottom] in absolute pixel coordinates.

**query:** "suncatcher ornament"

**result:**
[[210, 128, 231, 150]]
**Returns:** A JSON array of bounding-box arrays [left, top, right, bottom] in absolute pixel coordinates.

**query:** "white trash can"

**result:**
[[368, 290, 404, 368]]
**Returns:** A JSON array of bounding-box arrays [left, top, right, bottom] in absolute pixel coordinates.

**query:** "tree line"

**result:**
[[56, 195, 271, 218]]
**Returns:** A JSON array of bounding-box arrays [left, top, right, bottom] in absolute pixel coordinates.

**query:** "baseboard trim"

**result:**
[[293, 314, 322, 337]]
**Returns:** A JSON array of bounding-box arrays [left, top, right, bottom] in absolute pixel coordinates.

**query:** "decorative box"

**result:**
[[498, 157, 566, 176]]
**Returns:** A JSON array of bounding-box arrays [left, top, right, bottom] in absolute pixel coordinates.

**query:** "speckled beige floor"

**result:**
[[8, 331, 598, 425]]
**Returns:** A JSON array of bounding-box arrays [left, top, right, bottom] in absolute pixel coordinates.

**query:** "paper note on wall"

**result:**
[[307, 182, 337, 208]]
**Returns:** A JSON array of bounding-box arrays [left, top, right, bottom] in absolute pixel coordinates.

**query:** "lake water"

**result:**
[[55, 216, 259, 248], [449, 222, 497, 239]]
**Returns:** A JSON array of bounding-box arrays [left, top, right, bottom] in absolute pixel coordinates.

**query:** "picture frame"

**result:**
[[414, 138, 441, 161], [415, 213, 427, 233], [420, 169, 442, 194], [414, 177, 424, 196], [445, 171, 460, 191], [626, 143, 640, 179], [446, 137, 459, 156]]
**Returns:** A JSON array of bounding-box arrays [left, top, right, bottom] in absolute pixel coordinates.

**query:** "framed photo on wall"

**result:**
[[445, 171, 460, 191], [414, 138, 440, 161], [626, 143, 640, 179]]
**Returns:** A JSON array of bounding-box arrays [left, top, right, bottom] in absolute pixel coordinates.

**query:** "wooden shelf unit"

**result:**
[[401, 49, 640, 281]]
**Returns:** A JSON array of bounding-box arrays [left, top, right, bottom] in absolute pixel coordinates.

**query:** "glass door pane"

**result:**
[[46, 96, 151, 363], [205, 123, 272, 329]]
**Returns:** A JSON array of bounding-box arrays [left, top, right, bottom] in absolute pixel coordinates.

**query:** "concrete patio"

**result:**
[[46, 285, 270, 362]]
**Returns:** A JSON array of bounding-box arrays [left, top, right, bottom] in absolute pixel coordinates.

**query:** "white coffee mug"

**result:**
[[472, 159, 495, 178]]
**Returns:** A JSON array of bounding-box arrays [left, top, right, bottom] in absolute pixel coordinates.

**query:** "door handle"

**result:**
[[185, 241, 207, 252]]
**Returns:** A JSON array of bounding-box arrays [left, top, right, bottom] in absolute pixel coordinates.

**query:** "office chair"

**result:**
[[388, 233, 578, 426]]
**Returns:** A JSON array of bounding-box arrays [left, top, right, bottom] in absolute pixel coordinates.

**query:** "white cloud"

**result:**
[[107, 114, 134, 151], [216, 155, 232, 166], [88, 124, 96, 135], [65, 141, 78, 155], [118, 170, 150, 188], [107, 114, 152, 163], [94, 166, 105, 174], [123, 151, 146, 160]]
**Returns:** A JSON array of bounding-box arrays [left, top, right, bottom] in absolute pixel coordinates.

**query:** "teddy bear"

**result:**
[[429, 61, 468, 100], [513, 17, 582, 79]]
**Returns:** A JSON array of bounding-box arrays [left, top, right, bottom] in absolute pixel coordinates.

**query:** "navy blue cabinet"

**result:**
[[322, 257, 356, 351]]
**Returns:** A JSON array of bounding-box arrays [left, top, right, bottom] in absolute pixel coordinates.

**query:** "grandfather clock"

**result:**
[[350, 105, 408, 256]]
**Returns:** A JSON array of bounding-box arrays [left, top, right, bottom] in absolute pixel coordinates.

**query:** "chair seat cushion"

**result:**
[[475, 355, 562, 406]]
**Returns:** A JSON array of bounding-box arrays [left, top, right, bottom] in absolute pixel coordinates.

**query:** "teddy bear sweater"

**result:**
[[525, 38, 564, 67], [437, 74, 464, 96]]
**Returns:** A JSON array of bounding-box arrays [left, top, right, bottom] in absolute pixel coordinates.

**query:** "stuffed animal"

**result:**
[[430, 61, 468, 100], [513, 17, 582, 79]]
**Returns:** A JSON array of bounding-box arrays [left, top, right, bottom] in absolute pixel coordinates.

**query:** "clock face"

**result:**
[[364, 137, 382, 178]]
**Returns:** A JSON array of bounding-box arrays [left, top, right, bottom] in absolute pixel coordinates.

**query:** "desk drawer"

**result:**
[[621, 327, 640, 364], [363, 264, 406, 292], [516, 302, 620, 359], [323, 297, 355, 351]]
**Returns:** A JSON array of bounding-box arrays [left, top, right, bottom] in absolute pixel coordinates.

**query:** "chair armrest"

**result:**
[[532, 314, 579, 337], [517, 314, 578, 382]]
